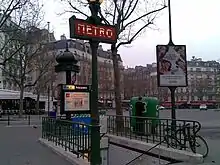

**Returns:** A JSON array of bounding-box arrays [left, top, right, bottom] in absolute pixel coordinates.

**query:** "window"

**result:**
[[183, 88, 186, 93], [196, 68, 201, 71], [3, 80, 6, 89]]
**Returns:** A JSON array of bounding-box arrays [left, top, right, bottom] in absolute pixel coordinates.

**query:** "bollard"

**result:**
[[7, 113, 10, 125], [28, 114, 30, 125]]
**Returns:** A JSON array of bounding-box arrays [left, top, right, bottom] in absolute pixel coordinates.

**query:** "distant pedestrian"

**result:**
[[135, 97, 145, 135], [53, 105, 56, 112]]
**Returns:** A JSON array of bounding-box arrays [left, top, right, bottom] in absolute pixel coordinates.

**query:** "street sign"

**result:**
[[69, 16, 117, 44]]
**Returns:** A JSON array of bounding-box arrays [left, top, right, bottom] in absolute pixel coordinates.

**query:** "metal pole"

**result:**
[[168, 0, 173, 45], [47, 22, 50, 42], [47, 86, 50, 116], [87, 1, 101, 164], [66, 70, 71, 120], [167, 0, 176, 122], [169, 87, 176, 120], [90, 40, 101, 165], [7, 112, 10, 125]]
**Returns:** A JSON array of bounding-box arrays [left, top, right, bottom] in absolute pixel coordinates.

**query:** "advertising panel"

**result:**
[[64, 92, 90, 111], [156, 45, 187, 87]]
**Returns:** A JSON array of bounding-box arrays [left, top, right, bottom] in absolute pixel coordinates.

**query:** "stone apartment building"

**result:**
[[123, 58, 219, 107], [37, 35, 124, 103]]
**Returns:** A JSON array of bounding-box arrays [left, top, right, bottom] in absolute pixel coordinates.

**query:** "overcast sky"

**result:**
[[43, 0, 220, 67]]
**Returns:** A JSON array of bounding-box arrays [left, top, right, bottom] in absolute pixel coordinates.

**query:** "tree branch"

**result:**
[[0, 66, 21, 88], [68, 1, 89, 17], [113, 0, 121, 14], [0, 0, 15, 28], [121, 5, 167, 33], [3, 44, 25, 64], [116, 21, 152, 49], [123, 0, 138, 21], [99, 10, 110, 25]]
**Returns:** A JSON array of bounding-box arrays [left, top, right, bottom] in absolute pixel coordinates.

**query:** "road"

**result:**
[[1, 111, 218, 164], [107, 109, 220, 165], [0, 120, 74, 165]]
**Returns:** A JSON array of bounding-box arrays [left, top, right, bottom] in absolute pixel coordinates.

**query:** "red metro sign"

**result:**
[[69, 16, 117, 44]]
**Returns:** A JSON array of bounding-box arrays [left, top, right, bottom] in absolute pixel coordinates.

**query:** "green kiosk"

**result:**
[[129, 97, 160, 134]]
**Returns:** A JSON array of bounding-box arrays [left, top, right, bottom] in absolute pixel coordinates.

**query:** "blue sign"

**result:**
[[49, 111, 56, 118], [72, 116, 91, 135]]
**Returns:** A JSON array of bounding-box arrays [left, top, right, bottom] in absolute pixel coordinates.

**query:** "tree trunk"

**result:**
[[111, 44, 124, 132], [35, 92, 40, 114], [19, 86, 24, 118]]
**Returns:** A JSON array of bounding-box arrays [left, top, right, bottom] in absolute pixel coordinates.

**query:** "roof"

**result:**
[[188, 60, 220, 68], [48, 39, 122, 61]]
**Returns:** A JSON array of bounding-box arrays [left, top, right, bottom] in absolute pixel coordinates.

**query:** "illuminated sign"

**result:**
[[63, 85, 75, 90], [60, 84, 91, 114], [69, 16, 117, 44], [75, 86, 88, 90], [63, 85, 90, 91], [64, 92, 90, 111]]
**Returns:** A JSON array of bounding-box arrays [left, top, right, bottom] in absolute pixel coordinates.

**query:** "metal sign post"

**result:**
[[156, 0, 187, 126], [69, 1, 117, 164]]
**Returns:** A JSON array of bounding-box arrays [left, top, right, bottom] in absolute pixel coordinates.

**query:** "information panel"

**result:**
[[64, 91, 90, 111]]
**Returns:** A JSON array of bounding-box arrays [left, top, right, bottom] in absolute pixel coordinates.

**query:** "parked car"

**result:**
[[157, 106, 166, 110], [200, 104, 207, 111]]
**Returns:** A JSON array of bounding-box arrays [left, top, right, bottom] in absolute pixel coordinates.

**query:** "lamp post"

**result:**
[[87, 0, 103, 164], [69, 0, 116, 163], [47, 86, 50, 116], [55, 43, 79, 120], [167, 0, 177, 126]]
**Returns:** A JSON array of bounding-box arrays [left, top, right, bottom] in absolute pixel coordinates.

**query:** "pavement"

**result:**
[[1, 110, 218, 165], [0, 125, 73, 165], [106, 109, 220, 165]]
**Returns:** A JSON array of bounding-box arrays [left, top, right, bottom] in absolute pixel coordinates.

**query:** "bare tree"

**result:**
[[0, 0, 36, 64], [1, 0, 48, 117], [103, 0, 166, 124], [32, 46, 56, 112], [194, 78, 208, 101], [62, 0, 166, 130]]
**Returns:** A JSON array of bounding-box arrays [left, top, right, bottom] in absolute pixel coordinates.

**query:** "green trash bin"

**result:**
[[130, 96, 160, 134]]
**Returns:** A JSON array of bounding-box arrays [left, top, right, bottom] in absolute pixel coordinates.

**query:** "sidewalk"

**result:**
[[172, 163, 215, 165], [0, 125, 73, 165]]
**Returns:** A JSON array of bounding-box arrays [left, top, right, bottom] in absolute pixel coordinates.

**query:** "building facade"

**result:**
[[123, 58, 219, 107], [41, 35, 124, 103]]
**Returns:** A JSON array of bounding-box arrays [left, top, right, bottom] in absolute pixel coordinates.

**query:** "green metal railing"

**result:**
[[107, 115, 202, 151], [42, 116, 99, 161]]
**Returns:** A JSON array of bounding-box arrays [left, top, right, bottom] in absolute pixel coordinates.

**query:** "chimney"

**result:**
[[98, 45, 103, 50], [60, 34, 66, 40]]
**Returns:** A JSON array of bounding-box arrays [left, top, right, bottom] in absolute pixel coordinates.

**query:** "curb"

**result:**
[[5, 125, 42, 128], [38, 138, 89, 165], [107, 135, 204, 164]]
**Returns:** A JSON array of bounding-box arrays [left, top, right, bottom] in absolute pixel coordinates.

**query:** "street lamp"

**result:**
[[87, 0, 103, 164]]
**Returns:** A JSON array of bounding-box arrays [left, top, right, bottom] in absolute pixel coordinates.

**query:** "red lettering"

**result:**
[[77, 24, 85, 34], [74, 20, 116, 42], [106, 29, 113, 38], [99, 28, 105, 37]]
